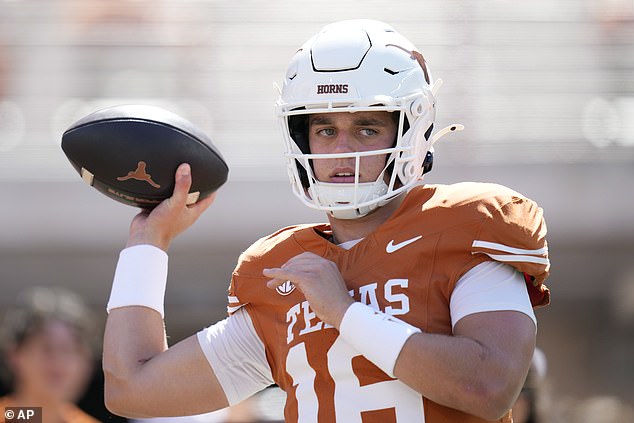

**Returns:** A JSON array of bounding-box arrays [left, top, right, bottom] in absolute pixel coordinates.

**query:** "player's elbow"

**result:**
[[458, 377, 519, 420], [104, 382, 153, 418], [103, 375, 135, 417], [103, 369, 147, 418], [104, 381, 127, 416], [473, 391, 514, 421]]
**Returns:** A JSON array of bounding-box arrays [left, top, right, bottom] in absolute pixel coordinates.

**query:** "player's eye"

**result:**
[[316, 128, 336, 137], [359, 128, 378, 136]]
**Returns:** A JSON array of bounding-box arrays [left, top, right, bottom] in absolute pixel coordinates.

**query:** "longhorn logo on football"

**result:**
[[117, 161, 161, 188]]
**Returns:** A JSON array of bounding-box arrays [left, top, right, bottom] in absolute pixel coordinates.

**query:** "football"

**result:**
[[61, 104, 228, 208]]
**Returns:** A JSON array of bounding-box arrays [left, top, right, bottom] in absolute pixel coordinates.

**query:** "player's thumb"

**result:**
[[171, 163, 192, 206]]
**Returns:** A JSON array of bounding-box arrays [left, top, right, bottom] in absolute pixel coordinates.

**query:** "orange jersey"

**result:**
[[227, 182, 550, 423]]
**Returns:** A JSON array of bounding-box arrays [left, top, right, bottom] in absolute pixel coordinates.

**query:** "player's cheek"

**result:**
[[360, 155, 386, 182], [311, 158, 330, 182]]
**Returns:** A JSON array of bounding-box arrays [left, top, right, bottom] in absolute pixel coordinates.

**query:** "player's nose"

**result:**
[[331, 130, 355, 153]]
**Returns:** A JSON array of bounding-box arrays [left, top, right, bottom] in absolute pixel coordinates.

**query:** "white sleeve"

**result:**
[[450, 261, 536, 330], [196, 307, 274, 405]]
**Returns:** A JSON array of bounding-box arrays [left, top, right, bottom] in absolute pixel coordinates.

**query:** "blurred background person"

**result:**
[[0, 286, 100, 423], [562, 395, 634, 423]]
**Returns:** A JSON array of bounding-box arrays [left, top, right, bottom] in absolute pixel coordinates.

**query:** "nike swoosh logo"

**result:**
[[386, 235, 423, 253]]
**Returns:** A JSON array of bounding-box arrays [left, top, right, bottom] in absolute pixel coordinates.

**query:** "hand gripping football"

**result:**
[[61, 105, 228, 208]]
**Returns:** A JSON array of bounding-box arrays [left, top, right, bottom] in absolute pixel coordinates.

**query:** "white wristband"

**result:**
[[107, 244, 168, 318], [338, 302, 421, 378]]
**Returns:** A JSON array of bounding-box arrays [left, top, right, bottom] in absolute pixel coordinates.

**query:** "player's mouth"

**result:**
[[330, 169, 357, 183]]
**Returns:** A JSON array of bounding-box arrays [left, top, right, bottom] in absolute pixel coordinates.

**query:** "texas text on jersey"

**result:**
[[226, 182, 550, 423]]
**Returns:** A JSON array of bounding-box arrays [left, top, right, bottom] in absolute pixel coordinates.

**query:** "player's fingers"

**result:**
[[263, 267, 283, 280], [279, 254, 333, 278], [264, 267, 311, 292], [265, 278, 285, 290], [187, 191, 216, 213], [178, 192, 215, 230], [170, 163, 192, 207], [263, 268, 293, 289], [264, 254, 324, 280]]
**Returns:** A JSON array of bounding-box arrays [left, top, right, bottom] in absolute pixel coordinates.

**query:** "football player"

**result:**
[[103, 20, 550, 423]]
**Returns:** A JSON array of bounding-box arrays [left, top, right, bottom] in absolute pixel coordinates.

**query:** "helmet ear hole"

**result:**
[[296, 159, 311, 188], [288, 115, 310, 154], [288, 114, 312, 188]]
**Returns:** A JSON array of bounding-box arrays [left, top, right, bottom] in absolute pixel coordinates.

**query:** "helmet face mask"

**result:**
[[276, 19, 437, 219]]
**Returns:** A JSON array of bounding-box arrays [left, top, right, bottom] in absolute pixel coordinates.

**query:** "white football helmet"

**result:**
[[276, 19, 459, 219]]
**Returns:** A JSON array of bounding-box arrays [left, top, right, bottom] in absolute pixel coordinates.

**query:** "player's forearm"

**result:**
[[393, 333, 510, 419], [393, 312, 535, 420], [103, 307, 168, 415]]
